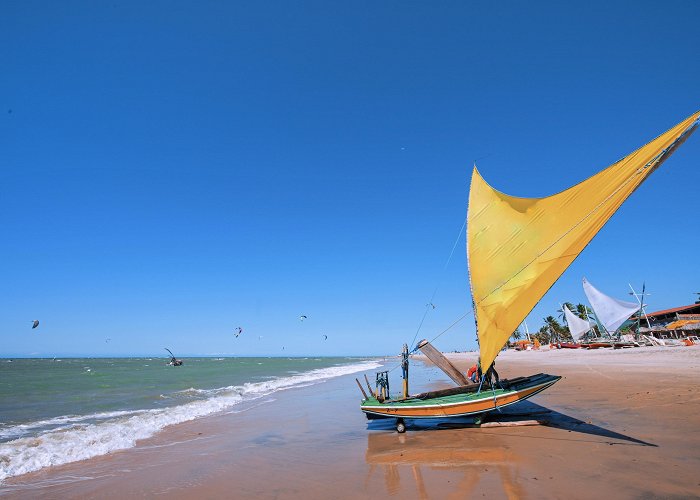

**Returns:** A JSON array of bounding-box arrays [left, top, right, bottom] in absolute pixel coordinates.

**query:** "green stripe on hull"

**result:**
[[360, 373, 561, 419]]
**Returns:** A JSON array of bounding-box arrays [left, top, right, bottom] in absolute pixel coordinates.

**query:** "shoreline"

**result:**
[[3, 346, 700, 498]]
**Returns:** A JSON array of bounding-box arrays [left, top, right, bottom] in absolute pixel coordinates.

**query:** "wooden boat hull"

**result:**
[[559, 343, 581, 349], [584, 342, 613, 349], [360, 373, 560, 419], [613, 342, 637, 349]]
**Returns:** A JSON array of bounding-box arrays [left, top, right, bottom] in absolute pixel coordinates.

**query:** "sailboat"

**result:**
[[359, 111, 699, 432], [582, 278, 641, 348], [560, 304, 592, 348]]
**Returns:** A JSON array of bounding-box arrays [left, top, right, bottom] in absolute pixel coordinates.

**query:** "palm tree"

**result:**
[[556, 302, 577, 341], [543, 315, 565, 343], [557, 302, 576, 323], [575, 303, 592, 320], [505, 327, 523, 349], [573, 303, 599, 339], [510, 327, 522, 342], [534, 325, 551, 344]]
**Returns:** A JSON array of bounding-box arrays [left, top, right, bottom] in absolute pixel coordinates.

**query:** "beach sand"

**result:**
[[3, 346, 700, 499]]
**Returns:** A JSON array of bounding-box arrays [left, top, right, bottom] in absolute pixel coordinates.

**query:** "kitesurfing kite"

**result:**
[[234, 327, 243, 338], [299, 315, 307, 321], [31, 320, 39, 329], [322, 334, 328, 340]]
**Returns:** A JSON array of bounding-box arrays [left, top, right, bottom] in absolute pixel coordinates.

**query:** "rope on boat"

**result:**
[[409, 216, 467, 352], [422, 310, 472, 347], [491, 383, 501, 412]]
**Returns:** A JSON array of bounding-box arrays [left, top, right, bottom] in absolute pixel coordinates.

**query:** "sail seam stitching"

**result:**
[[475, 136, 684, 308]]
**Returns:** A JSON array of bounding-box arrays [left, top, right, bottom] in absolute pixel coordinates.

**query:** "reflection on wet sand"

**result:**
[[365, 430, 524, 499], [363, 399, 657, 498]]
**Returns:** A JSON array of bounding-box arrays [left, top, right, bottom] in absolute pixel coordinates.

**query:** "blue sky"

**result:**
[[1, 1, 698, 357]]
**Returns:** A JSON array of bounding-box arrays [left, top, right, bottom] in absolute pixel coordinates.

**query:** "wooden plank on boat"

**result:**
[[392, 374, 547, 402], [416, 339, 470, 386], [438, 419, 545, 429], [479, 419, 543, 428], [355, 378, 368, 399], [364, 374, 374, 395], [411, 383, 479, 400]]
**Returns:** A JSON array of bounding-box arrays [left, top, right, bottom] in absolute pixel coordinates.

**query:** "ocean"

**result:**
[[0, 356, 381, 483]]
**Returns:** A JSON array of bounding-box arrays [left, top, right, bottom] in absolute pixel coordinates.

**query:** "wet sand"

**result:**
[[3, 346, 700, 499]]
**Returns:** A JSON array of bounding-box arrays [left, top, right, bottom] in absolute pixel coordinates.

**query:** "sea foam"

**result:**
[[0, 360, 380, 482]]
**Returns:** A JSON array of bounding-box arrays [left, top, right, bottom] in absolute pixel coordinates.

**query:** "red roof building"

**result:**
[[634, 303, 700, 324]]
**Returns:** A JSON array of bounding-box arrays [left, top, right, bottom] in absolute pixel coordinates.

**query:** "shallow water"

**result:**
[[0, 356, 380, 482]]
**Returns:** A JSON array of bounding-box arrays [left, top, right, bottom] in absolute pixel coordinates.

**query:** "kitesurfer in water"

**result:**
[[165, 348, 183, 366]]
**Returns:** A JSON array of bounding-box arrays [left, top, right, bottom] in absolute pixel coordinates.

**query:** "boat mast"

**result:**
[[522, 320, 531, 342], [401, 343, 409, 398], [629, 283, 651, 339]]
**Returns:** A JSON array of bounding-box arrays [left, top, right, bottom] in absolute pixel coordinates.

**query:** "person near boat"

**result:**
[[467, 360, 500, 386], [467, 364, 479, 383]]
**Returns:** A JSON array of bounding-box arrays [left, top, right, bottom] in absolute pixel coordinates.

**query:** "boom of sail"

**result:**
[[468, 111, 700, 372], [582, 278, 640, 335]]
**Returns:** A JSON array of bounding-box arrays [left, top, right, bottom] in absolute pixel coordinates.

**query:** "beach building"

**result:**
[[634, 299, 700, 339]]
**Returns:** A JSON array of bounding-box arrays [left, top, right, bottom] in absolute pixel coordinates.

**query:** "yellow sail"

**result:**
[[468, 111, 700, 371]]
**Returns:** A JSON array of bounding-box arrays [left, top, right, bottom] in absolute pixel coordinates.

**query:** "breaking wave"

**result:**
[[0, 360, 380, 483]]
